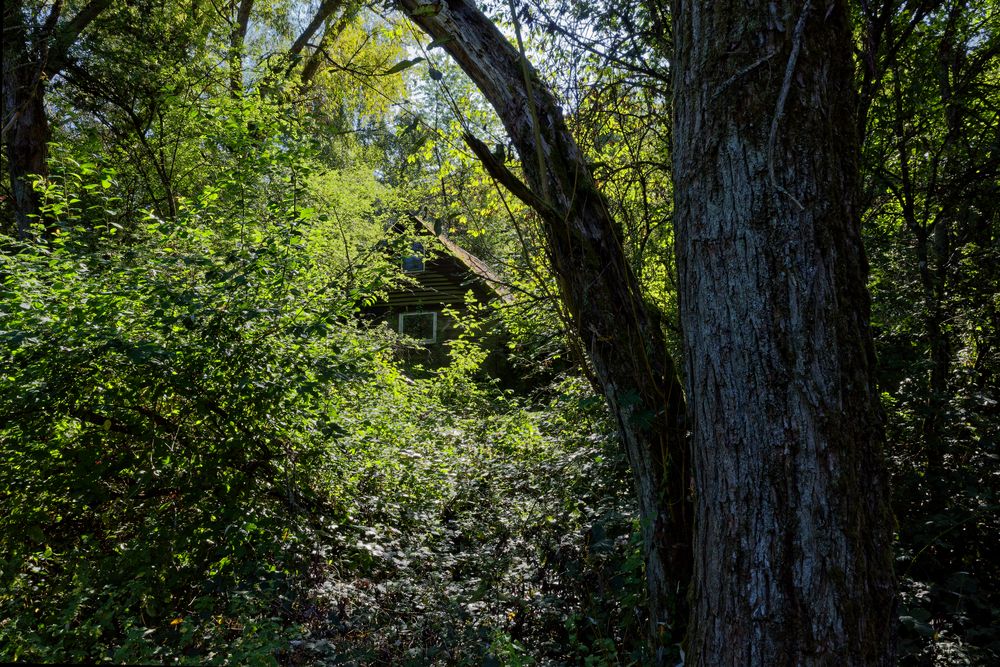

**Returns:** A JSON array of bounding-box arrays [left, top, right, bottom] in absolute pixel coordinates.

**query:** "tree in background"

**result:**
[[858, 1, 1000, 661], [2, 0, 112, 238], [862, 0, 999, 478]]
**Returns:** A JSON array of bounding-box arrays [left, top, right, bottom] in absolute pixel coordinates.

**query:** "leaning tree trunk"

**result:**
[[398, 0, 691, 652], [672, 0, 896, 664]]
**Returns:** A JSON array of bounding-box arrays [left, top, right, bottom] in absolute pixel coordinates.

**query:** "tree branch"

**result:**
[[462, 131, 555, 220], [289, 0, 345, 60], [46, 0, 114, 75]]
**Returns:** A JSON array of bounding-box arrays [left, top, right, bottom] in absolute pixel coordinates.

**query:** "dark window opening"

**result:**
[[399, 311, 437, 343]]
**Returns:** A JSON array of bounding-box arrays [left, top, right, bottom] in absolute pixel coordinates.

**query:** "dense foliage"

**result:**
[[859, 2, 1000, 663], [2, 0, 997, 664]]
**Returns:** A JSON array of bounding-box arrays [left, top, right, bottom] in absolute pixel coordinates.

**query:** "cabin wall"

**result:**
[[364, 233, 514, 380]]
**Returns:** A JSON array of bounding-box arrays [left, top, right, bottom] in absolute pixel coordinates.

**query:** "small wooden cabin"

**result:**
[[365, 215, 509, 371]]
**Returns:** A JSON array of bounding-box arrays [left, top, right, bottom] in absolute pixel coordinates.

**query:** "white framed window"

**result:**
[[399, 311, 437, 343]]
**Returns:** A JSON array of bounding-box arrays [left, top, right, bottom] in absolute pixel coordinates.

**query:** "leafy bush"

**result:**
[[288, 374, 650, 666], [0, 121, 648, 666], [0, 163, 383, 662]]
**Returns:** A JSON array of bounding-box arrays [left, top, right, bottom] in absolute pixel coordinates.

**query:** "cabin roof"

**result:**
[[408, 214, 512, 303]]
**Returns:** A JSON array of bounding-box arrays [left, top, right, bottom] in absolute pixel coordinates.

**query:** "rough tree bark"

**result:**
[[3, 0, 55, 239], [397, 0, 691, 653], [2, 0, 112, 239], [672, 0, 897, 664]]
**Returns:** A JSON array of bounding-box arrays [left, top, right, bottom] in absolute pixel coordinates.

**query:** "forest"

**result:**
[[1, 0, 998, 665]]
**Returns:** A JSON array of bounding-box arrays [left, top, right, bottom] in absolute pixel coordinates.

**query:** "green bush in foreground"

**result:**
[[0, 158, 650, 665]]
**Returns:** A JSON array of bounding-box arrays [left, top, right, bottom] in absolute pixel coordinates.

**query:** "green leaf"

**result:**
[[383, 57, 424, 75]]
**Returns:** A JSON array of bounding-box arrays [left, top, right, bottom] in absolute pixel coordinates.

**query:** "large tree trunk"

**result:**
[[398, 0, 692, 653], [2, 0, 112, 240], [672, 0, 896, 664], [3, 0, 51, 239]]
